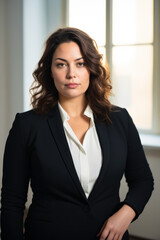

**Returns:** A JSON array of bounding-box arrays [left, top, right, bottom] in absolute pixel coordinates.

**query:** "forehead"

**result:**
[[53, 41, 82, 59]]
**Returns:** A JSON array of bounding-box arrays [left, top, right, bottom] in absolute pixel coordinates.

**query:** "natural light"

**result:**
[[68, 0, 154, 131], [112, 0, 153, 130], [68, 0, 106, 51]]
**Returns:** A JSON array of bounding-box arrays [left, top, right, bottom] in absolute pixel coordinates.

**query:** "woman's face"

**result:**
[[51, 41, 90, 102]]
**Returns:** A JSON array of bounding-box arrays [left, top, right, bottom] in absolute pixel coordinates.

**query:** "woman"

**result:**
[[1, 27, 154, 240]]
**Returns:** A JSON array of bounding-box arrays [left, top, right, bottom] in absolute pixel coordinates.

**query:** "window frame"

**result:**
[[105, 0, 160, 135], [152, 0, 160, 135], [66, 0, 160, 135]]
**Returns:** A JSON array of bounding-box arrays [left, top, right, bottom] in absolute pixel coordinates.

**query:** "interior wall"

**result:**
[[0, 1, 159, 240], [0, 0, 8, 181], [120, 148, 160, 240], [23, 0, 47, 110], [0, 0, 24, 185]]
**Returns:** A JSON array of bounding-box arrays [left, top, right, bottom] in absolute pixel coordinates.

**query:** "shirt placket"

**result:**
[[80, 128, 91, 197], [65, 121, 90, 196], [79, 148, 89, 197]]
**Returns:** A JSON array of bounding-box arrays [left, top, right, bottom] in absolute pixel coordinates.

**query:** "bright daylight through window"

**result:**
[[68, 0, 155, 133]]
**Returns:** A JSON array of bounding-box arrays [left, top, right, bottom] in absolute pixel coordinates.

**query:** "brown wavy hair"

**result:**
[[30, 27, 113, 123]]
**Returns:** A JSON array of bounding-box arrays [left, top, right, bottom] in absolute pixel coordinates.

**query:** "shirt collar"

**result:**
[[58, 102, 94, 125], [84, 105, 94, 123], [58, 102, 70, 124]]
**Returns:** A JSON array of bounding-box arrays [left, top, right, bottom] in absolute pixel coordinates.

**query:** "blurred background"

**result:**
[[0, 0, 160, 239]]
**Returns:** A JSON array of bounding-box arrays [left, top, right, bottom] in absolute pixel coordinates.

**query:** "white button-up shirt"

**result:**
[[58, 103, 102, 198]]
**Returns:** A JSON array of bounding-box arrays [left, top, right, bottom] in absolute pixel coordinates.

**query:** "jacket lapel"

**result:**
[[47, 105, 87, 201], [88, 121, 111, 199]]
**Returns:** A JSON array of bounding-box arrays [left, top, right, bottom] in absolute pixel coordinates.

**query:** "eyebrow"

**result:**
[[55, 57, 84, 62]]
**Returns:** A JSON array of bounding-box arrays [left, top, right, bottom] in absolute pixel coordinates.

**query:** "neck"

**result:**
[[59, 96, 87, 118]]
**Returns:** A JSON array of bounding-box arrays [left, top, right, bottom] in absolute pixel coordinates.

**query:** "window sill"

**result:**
[[140, 133, 160, 150]]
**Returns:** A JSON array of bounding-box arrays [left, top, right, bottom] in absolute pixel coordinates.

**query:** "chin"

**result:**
[[60, 93, 85, 101]]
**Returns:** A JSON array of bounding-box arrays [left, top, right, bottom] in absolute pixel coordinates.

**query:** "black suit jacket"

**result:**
[[1, 105, 154, 240]]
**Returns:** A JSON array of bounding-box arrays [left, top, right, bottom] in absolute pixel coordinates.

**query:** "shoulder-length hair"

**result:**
[[30, 27, 113, 123]]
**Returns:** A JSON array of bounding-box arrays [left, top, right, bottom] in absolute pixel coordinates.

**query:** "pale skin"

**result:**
[[51, 41, 136, 239]]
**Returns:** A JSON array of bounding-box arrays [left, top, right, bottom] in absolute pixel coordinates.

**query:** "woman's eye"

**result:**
[[77, 62, 85, 67], [57, 63, 66, 68]]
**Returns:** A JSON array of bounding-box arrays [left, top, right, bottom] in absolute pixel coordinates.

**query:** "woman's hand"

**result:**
[[97, 204, 136, 240]]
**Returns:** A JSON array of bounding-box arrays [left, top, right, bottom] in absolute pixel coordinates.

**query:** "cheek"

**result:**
[[52, 72, 64, 85], [53, 79, 63, 93], [52, 76, 61, 92]]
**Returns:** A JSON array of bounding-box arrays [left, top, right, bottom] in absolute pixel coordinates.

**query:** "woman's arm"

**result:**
[[1, 114, 30, 240], [122, 109, 154, 217], [98, 108, 154, 240]]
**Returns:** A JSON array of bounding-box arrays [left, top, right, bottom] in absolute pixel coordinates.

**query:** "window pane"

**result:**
[[112, 0, 153, 45], [68, 0, 106, 46], [112, 45, 153, 130]]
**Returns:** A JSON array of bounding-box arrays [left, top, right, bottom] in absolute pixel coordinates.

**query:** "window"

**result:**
[[111, 0, 153, 132], [68, 0, 106, 61], [67, 0, 160, 134]]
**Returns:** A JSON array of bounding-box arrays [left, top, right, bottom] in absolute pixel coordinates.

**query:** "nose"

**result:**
[[66, 65, 76, 79]]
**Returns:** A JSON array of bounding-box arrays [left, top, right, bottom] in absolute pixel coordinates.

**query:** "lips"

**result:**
[[65, 83, 79, 89]]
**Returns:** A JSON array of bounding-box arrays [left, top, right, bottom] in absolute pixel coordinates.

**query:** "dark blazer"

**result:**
[[1, 105, 154, 240]]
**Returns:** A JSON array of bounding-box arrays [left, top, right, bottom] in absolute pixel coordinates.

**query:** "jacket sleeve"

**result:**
[[121, 109, 154, 219], [1, 113, 30, 240]]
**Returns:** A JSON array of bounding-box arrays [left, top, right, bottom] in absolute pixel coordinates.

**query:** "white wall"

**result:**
[[0, 1, 159, 239]]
